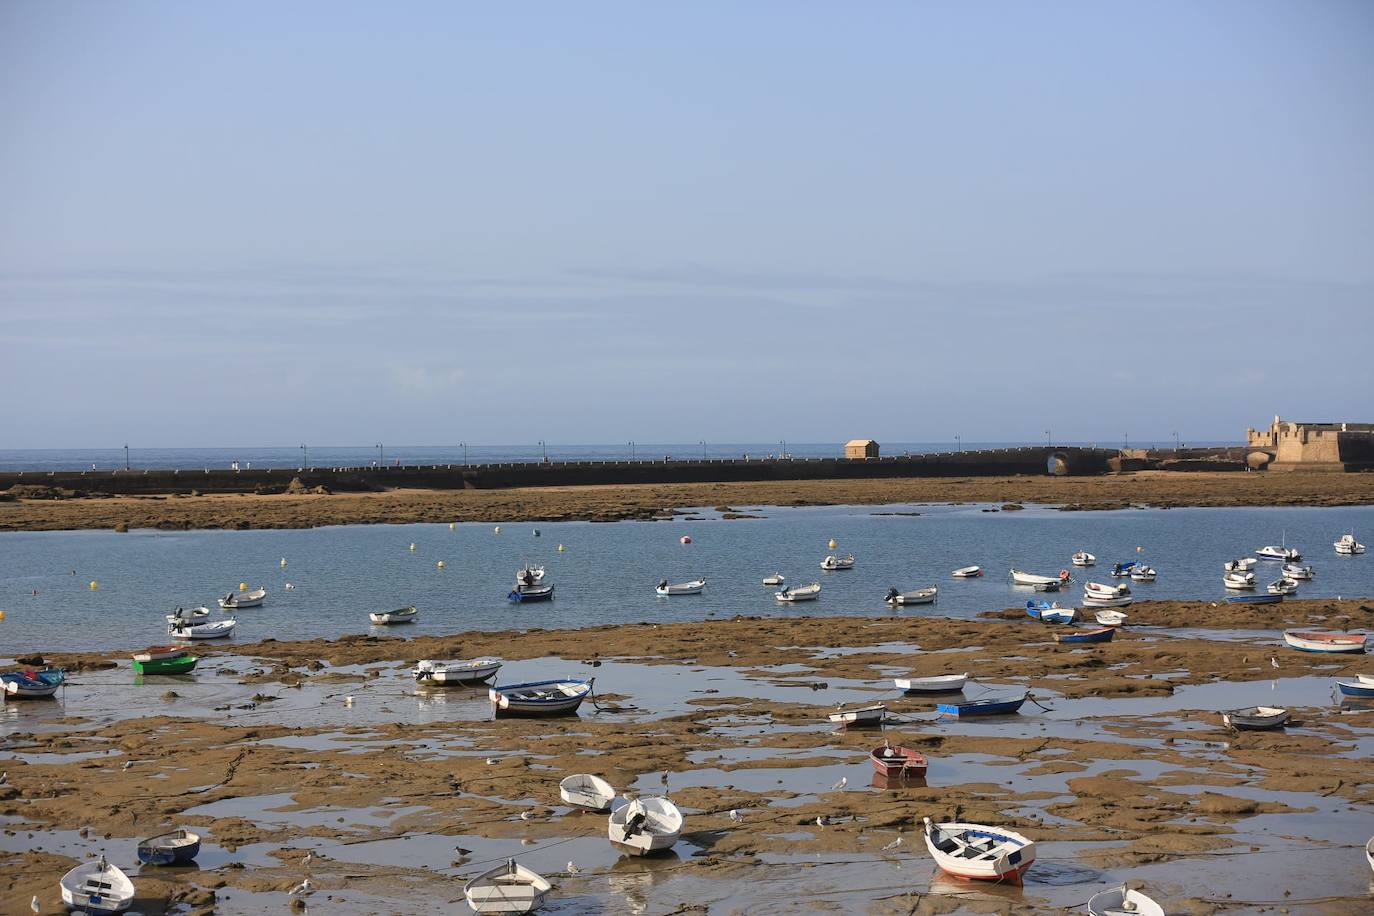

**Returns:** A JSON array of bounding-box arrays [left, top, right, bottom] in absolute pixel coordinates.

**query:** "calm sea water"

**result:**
[[0, 440, 1232, 471], [1, 503, 1369, 654]]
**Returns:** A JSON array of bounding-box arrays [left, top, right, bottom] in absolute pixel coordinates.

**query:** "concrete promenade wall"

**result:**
[[0, 447, 1117, 496]]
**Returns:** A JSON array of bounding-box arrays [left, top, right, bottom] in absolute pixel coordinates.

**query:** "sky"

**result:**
[[2, 1, 1372, 449]]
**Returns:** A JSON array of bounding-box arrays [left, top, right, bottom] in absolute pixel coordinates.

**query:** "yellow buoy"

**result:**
[[0, 609, 6, 621], [828, 538, 838, 550], [409, 543, 416, 551], [280, 558, 287, 567], [239, 582, 248, 591], [494, 526, 502, 534], [89, 580, 98, 590], [437, 560, 446, 569], [558, 544, 565, 552]]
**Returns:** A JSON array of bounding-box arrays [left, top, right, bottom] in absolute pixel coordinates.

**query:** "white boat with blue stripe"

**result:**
[[489, 677, 594, 717]]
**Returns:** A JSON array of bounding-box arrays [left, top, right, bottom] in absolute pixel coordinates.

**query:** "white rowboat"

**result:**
[[776, 582, 821, 602], [490, 678, 594, 716], [1071, 551, 1096, 567], [1085, 581, 1130, 598], [828, 703, 887, 725], [463, 858, 551, 914], [559, 773, 616, 812], [820, 554, 855, 570], [1011, 569, 1065, 588], [370, 605, 418, 625], [894, 673, 968, 693], [1283, 630, 1368, 653], [922, 817, 1035, 885], [1267, 578, 1299, 596], [60, 855, 135, 914], [885, 586, 937, 605], [1083, 594, 1132, 608], [655, 578, 705, 596], [1094, 610, 1128, 627], [1087, 885, 1166, 916], [168, 618, 237, 640], [1224, 558, 1257, 572], [218, 588, 266, 610], [1222, 706, 1290, 730], [1223, 571, 1256, 590], [413, 658, 502, 685], [762, 573, 785, 586], [1281, 563, 1314, 579], [165, 606, 211, 624], [608, 795, 683, 856], [1129, 565, 1157, 582], [951, 565, 983, 578]]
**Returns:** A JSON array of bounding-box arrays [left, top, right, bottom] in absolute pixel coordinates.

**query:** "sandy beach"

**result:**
[[5, 470, 1374, 532], [3, 598, 1372, 913]]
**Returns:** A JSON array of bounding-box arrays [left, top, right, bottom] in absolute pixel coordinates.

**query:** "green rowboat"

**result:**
[[132, 654, 199, 675]]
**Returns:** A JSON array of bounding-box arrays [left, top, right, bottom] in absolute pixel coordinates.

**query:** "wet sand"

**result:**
[[5, 470, 1374, 531], [3, 598, 1373, 913]]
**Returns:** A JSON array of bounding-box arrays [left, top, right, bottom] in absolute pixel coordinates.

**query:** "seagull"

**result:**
[[728, 809, 743, 823], [344, 696, 354, 707], [121, 761, 133, 771], [302, 851, 313, 868], [485, 758, 499, 765], [815, 815, 827, 828], [567, 861, 580, 875], [31, 896, 39, 913], [1270, 657, 1280, 669], [288, 878, 313, 897], [830, 777, 847, 791], [0, 772, 8, 786], [519, 811, 533, 820], [882, 835, 903, 850], [285, 583, 295, 590]]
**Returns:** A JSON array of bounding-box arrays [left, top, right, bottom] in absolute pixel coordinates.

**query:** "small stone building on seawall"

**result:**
[[844, 439, 880, 459], [1246, 416, 1374, 471]]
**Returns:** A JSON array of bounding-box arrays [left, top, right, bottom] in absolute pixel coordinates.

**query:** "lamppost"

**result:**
[[779, 439, 786, 459], [376, 442, 384, 466], [539, 440, 547, 463], [1124, 433, 1129, 451], [700, 440, 707, 460], [124, 443, 129, 471], [461, 441, 467, 465], [955, 434, 961, 452], [1173, 431, 1180, 451], [629, 441, 635, 460], [301, 444, 307, 467], [1045, 429, 1051, 447]]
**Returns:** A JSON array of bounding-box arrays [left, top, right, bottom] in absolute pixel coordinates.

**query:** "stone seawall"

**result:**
[[0, 447, 1116, 496]]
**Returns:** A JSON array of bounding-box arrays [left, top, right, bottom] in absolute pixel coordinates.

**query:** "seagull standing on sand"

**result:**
[[302, 851, 312, 868], [815, 815, 827, 828], [0, 772, 8, 786], [288, 878, 313, 897], [519, 810, 533, 820], [567, 861, 580, 875], [1271, 657, 1280, 669], [122, 761, 133, 771], [31, 895, 39, 913], [830, 777, 847, 791], [729, 809, 743, 823], [882, 835, 903, 850]]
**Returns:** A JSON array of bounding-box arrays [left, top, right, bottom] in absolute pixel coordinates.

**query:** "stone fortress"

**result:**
[[1247, 415, 1374, 472]]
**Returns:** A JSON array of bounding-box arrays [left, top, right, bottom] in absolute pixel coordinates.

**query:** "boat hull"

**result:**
[[869, 746, 927, 778], [1222, 707, 1290, 730], [490, 679, 593, 717], [507, 585, 554, 602], [137, 831, 201, 866], [1283, 631, 1367, 653], [2, 669, 65, 698], [924, 819, 1035, 885], [937, 694, 1027, 717], [894, 674, 967, 694], [413, 659, 502, 685], [133, 655, 199, 675], [829, 704, 886, 726], [1055, 627, 1115, 645]]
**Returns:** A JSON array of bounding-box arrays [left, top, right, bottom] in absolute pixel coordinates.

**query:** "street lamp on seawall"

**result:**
[[376, 442, 384, 466], [124, 443, 129, 471], [700, 440, 707, 460], [629, 441, 635, 460], [539, 440, 547, 463], [300, 444, 308, 468], [461, 441, 467, 465]]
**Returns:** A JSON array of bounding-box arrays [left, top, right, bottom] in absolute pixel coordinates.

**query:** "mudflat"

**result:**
[[3, 598, 1372, 913], [4, 470, 1374, 532]]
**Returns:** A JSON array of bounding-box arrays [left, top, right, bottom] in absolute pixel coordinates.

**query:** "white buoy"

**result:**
[[409, 543, 416, 551], [558, 544, 565, 552], [280, 557, 287, 567], [494, 526, 502, 534], [828, 538, 838, 549]]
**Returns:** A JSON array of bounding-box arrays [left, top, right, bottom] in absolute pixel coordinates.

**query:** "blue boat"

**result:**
[[489, 678, 593, 716], [2, 667, 66, 699], [1224, 593, 1282, 605], [1109, 561, 1136, 578], [137, 829, 201, 866], [1053, 626, 1115, 645], [937, 692, 1028, 718], [1336, 679, 1374, 699], [507, 583, 555, 603], [1025, 600, 1074, 624]]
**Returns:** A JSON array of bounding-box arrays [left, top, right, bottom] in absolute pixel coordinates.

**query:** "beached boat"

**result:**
[[168, 618, 237, 640], [655, 578, 705, 596], [60, 855, 135, 914], [1224, 558, 1258, 572], [885, 586, 938, 606], [1256, 542, 1301, 562], [507, 583, 555, 603], [2, 668, 65, 698], [1366, 836, 1374, 875], [1224, 593, 1282, 605], [1281, 563, 1314, 580], [515, 564, 545, 587], [164, 606, 211, 625], [1010, 569, 1066, 589], [1267, 577, 1299, 596], [937, 692, 1028, 718], [559, 773, 616, 812], [1054, 627, 1115, 645], [1221, 706, 1290, 730], [132, 647, 198, 675], [1087, 885, 1166, 916], [413, 658, 502, 685], [370, 605, 418, 625], [1129, 565, 1157, 582], [1071, 551, 1096, 567], [1025, 600, 1075, 624], [1335, 679, 1374, 699], [608, 795, 683, 855], [1108, 562, 1135, 578], [762, 573, 785, 586], [137, 828, 201, 865], [1094, 610, 1128, 627], [1223, 571, 1256, 590], [1335, 533, 1366, 555], [828, 703, 887, 726], [951, 565, 984, 578], [1282, 630, 1367, 653], [922, 817, 1035, 885], [894, 673, 968, 694], [1082, 593, 1133, 608], [1360, 674, 1374, 686], [462, 858, 551, 914], [490, 678, 593, 716], [820, 554, 855, 570], [217, 587, 266, 610], [776, 582, 821, 602], [870, 741, 927, 778]]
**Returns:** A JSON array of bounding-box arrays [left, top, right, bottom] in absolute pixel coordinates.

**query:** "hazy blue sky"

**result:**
[[2, 1, 1371, 448]]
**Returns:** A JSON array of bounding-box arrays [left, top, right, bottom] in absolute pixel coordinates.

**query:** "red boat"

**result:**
[[870, 742, 928, 778]]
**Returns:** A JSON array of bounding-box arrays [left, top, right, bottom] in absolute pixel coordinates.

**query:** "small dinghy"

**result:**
[[762, 573, 785, 586], [507, 583, 555, 603], [870, 740, 927, 778], [1224, 558, 1258, 572], [137, 828, 201, 865], [1129, 565, 1157, 582], [1108, 561, 1135, 578], [655, 578, 705, 596], [885, 585, 938, 606], [1256, 544, 1301, 562], [132, 646, 198, 675], [1011, 568, 1067, 589], [828, 703, 886, 726], [951, 565, 984, 578], [1225, 592, 1282, 605], [413, 658, 502, 685], [217, 587, 266, 610], [1085, 581, 1130, 598], [490, 678, 593, 717], [370, 605, 418, 625], [1283, 630, 1368, 653], [1087, 884, 1166, 916], [60, 855, 135, 914], [1094, 610, 1128, 627], [168, 618, 237, 640], [1222, 706, 1290, 730], [894, 673, 968, 694], [1071, 551, 1096, 567], [937, 691, 1028, 717], [1083, 593, 1133, 608], [559, 773, 616, 812], [1337, 679, 1374, 699], [1025, 600, 1075, 624], [776, 582, 821, 602], [1267, 577, 1299, 596], [1282, 563, 1314, 580], [164, 606, 211, 625], [1335, 533, 1366, 555], [608, 795, 683, 855], [2, 668, 65, 698], [819, 554, 855, 570], [1223, 571, 1256, 590], [1054, 627, 1115, 645], [463, 858, 551, 914], [922, 817, 1035, 885]]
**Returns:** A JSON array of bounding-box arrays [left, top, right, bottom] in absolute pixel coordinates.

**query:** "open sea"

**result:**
[[1, 502, 1369, 654]]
